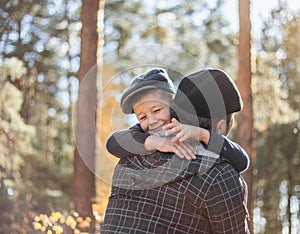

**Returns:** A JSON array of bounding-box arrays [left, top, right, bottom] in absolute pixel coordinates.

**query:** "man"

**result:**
[[101, 68, 249, 233]]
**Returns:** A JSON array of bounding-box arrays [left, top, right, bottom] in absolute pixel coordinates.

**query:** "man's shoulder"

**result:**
[[185, 160, 240, 191], [182, 161, 243, 206], [205, 160, 239, 180], [204, 161, 244, 196]]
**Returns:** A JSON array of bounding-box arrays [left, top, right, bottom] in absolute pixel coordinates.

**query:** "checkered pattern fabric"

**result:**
[[101, 153, 249, 234], [111, 146, 219, 190]]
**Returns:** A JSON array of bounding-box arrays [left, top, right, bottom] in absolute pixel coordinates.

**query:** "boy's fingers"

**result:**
[[181, 142, 197, 159], [178, 134, 189, 142], [163, 122, 178, 130], [174, 147, 187, 159], [163, 124, 172, 130], [176, 143, 196, 160], [171, 118, 179, 123], [171, 134, 180, 142], [185, 142, 197, 156], [171, 131, 184, 142], [173, 144, 190, 160], [163, 125, 176, 133], [166, 127, 181, 136], [163, 121, 178, 129], [175, 151, 184, 159]]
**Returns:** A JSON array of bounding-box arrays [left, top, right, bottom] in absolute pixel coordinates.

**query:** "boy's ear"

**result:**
[[215, 119, 227, 135]]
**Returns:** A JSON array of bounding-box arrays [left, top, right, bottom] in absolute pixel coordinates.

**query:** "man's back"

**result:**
[[101, 153, 249, 233]]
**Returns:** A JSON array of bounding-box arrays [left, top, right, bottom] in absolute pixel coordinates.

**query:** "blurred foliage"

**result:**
[[32, 211, 92, 234], [103, 0, 237, 76], [0, 0, 300, 233], [252, 1, 300, 233], [0, 0, 80, 232], [0, 57, 73, 233], [0, 58, 35, 232], [254, 123, 300, 233]]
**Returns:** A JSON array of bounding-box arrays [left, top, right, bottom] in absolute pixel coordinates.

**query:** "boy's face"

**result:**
[[133, 93, 171, 134]]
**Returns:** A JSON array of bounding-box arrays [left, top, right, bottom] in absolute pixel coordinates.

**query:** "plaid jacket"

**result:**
[[101, 152, 249, 234]]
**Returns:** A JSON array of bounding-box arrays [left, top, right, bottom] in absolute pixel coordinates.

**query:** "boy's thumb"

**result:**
[[172, 118, 179, 123]]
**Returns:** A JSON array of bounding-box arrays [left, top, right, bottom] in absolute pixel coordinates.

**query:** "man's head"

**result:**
[[120, 68, 175, 133], [171, 68, 243, 136]]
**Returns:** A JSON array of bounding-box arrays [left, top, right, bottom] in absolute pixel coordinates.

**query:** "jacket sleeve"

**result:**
[[206, 131, 249, 173], [106, 124, 154, 158]]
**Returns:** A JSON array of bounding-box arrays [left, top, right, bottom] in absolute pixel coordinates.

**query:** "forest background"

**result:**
[[0, 0, 300, 233]]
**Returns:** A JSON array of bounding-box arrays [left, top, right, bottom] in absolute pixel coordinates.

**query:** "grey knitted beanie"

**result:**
[[120, 68, 176, 114]]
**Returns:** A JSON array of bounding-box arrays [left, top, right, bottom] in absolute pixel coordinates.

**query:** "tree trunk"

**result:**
[[237, 0, 253, 231], [73, 0, 100, 233]]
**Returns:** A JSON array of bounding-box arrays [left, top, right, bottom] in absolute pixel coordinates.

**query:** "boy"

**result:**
[[106, 68, 248, 172]]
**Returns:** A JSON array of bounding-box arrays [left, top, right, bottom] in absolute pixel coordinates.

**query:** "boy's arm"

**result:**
[[206, 131, 249, 173], [164, 118, 249, 172], [106, 124, 197, 160], [106, 124, 153, 158]]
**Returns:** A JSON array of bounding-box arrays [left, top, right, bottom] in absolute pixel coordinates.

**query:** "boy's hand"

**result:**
[[145, 135, 197, 160], [163, 118, 210, 145], [158, 138, 197, 160], [163, 118, 199, 142]]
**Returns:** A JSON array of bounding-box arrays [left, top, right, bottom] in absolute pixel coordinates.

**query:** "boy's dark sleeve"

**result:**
[[206, 131, 249, 173], [106, 123, 154, 158]]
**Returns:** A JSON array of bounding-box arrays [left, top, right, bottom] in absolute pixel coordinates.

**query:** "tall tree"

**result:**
[[0, 1, 80, 232], [236, 0, 253, 230], [73, 0, 100, 232]]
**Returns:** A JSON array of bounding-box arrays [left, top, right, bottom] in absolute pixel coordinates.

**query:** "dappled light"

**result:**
[[0, 0, 300, 233]]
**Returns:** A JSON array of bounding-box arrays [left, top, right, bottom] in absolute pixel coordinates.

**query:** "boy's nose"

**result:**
[[149, 115, 158, 125]]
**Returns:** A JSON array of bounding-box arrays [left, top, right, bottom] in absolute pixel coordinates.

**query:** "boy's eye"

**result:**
[[153, 108, 161, 113], [139, 116, 146, 120]]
